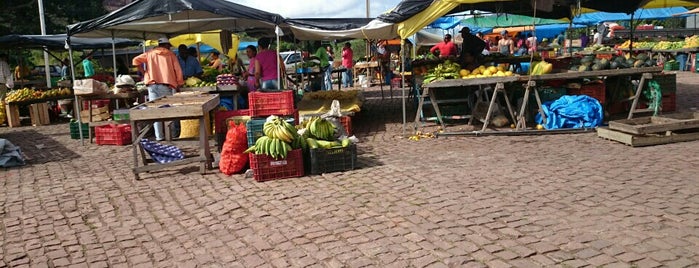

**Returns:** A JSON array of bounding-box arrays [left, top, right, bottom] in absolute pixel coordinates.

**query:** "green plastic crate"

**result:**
[[69, 120, 90, 139]]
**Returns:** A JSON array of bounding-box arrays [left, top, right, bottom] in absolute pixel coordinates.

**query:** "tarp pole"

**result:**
[[111, 31, 119, 108], [401, 39, 406, 136], [38, 0, 51, 88], [276, 26, 282, 89], [67, 35, 84, 146]]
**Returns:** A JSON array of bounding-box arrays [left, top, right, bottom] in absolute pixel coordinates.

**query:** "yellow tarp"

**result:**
[[297, 90, 363, 116], [643, 0, 699, 9], [146, 31, 240, 60]]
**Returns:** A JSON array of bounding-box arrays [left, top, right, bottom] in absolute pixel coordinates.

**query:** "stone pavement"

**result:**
[[1, 72, 699, 267]]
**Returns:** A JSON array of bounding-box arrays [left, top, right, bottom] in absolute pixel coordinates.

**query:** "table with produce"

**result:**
[[2, 87, 74, 127]]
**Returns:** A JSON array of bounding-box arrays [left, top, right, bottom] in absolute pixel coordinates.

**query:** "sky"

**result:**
[[228, 0, 404, 18]]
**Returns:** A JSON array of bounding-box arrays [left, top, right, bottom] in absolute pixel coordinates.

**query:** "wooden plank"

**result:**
[[524, 66, 663, 81], [129, 94, 219, 121], [29, 103, 50, 126], [424, 76, 519, 88], [5, 103, 21, 127], [609, 112, 699, 134], [133, 156, 206, 174], [597, 127, 699, 147]]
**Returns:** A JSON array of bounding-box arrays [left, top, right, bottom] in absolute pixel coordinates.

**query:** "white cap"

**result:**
[[158, 37, 170, 44], [115, 75, 135, 87]]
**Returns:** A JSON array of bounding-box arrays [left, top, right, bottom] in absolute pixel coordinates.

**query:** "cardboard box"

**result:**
[[79, 106, 109, 117], [74, 79, 108, 96]]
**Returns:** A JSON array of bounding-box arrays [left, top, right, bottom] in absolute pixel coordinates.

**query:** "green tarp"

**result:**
[[461, 14, 566, 28]]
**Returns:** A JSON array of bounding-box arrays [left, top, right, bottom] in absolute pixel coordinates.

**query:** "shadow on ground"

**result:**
[[0, 129, 81, 165]]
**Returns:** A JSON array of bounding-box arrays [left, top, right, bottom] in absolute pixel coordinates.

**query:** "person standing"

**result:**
[[177, 44, 203, 79], [209, 51, 224, 71], [0, 54, 13, 100], [255, 37, 285, 91], [498, 30, 515, 55], [430, 34, 457, 58], [82, 55, 95, 78], [526, 33, 537, 54], [242, 45, 258, 92], [458, 27, 487, 68], [593, 29, 603, 45], [580, 33, 590, 48], [314, 41, 332, 90], [132, 37, 184, 141], [341, 42, 354, 88]]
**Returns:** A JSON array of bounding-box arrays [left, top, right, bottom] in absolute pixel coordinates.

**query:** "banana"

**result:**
[[263, 122, 274, 137], [268, 138, 276, 158], [244, 145, 256, 153], [306, 138, 319, 149], [282, 142, 291, 158]]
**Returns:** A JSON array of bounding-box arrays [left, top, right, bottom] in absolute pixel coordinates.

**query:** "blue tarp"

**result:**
[[520, 23, 588, 40], [573, 7, 689, 25], [429, 16, 462, 30], [238, 41, 257, 51], [536, 95, 604, 130]]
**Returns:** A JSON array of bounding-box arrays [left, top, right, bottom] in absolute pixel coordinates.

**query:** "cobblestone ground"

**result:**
[[1, 72, 699, 267]]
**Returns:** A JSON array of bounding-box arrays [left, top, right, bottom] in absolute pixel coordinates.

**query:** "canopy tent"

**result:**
[[573, 7, 690, 24], [408, 30, 447, 47], [0, 34, 141, 50], [66, 0, 287, 144], [377, 0, 699, 39], [66, 0, 283, 39], [461, 14, 567, 28], [282, 19, 399, 40]]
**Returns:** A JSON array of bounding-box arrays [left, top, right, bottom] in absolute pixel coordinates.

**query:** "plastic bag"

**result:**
[[219, 121, 249, 175]]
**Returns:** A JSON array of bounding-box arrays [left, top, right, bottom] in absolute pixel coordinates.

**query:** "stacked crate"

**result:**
[[246, 90, 304, 182]]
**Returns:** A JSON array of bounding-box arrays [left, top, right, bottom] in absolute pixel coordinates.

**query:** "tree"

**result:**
[[0, 0, 107, 35]]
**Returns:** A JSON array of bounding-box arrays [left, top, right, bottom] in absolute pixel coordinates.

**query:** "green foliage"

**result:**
[[0, 0, 107, 35]]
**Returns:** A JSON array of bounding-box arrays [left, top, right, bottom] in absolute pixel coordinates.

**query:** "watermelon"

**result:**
[[610, 61, 619, 69], [591, 63, 603, 71]]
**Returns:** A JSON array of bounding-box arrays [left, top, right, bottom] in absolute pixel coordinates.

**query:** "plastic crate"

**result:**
[[309, 144, 357, 175], [249, 149, 304, 182], [95, 124, 132, 145], [69, 120, 90, 139], [246, 116, 298, 147], [249, 90, 295, 117], [568, 81, 605, 105], [82, 99, 110, 110], [113, 109, 130, 121]]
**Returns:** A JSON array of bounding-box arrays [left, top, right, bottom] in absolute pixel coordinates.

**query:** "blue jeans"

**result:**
[[260, 79, 280, 91], [342, 68, 353, 88], [323, 66, 333, 91], [147, 84, 174, 140]]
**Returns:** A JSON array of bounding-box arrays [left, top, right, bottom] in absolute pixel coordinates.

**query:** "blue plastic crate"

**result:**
[[246, 117, 297, 147]]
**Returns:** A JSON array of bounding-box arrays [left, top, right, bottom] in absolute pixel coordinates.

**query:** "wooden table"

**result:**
[[4, 95, 73, 127], [129, 93, 220, 180]]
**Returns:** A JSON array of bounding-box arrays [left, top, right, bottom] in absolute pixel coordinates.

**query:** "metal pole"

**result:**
[[112, 31, 118, 79], [401, 39, 406, 136], [366, 0, 370, 18], [67, 36, 84, 146], [276, 26, 281, 89], [38, 0, 51, 88]]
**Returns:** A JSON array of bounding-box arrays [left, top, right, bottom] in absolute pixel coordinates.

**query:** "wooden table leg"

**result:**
[[428, 88, 446, 129], [131, 120, 140, 180], [517, 83, 532, 130], [628, 73, 653, 119], [413, 85, 429, 131], [198, 116, 211, 173], [481, 83, 504, 132]]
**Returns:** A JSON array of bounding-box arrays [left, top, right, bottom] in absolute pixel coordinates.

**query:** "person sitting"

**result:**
[[209, 51, 223, 71]]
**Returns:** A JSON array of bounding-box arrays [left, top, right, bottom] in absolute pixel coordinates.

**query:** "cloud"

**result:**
[[228, 0, 403, 18]]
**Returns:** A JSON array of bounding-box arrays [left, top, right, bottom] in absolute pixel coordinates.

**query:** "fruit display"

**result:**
[[302, 116, 352, 149], [216, 74, 238, 86], [653, 41, 686, 50], [184, 76, 216, 87], [422, 60, 461, 83], [617, 40, 656, 50], [569, 54, 656, 72], [244, 115, 306, 159], [4, 87, 72, 103], [583, 44, 614, 53], [529, 61, 553, 75], [461, 65, 515, 79], [0, 101, 5, 125], [683, 35, 699, 48]]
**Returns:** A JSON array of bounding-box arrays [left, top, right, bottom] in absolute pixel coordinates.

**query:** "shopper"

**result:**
[[526, 33, 537, 54], [0, 53, 13, 100], [314, 41, 332, 90], [132, 37, 184, 141], [255, 37, 284, 91], [341, 42, 354, 88], [242, 45, 258, 92]]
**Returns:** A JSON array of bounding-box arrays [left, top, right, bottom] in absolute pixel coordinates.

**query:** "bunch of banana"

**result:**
[[305, 137, 350, 149], [307, 117, 336, 141], [263, 116, 297, 143], [244, 136, 293, 159], [5, 88, 38, 103]]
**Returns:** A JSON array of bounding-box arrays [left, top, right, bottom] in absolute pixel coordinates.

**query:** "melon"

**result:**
[[578, 65, 590, 72], [591, 63, 603, 71], [610, 61, 619, 69], [633, 60, 645, 68]]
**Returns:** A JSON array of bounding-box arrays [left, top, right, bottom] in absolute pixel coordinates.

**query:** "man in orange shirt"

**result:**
[[133, 37, 184, 141], [430, 34, 457, 58]]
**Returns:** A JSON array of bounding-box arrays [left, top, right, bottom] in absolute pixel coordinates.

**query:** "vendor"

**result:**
[[209, 52, 224, 71], [177, 44, 203, 79], [242, 45, 258, 92], [430, 34, 457, 58], [458, 27, 487, 69], [498, 30, 515, 55]]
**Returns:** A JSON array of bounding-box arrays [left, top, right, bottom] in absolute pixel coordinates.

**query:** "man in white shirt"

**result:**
[[593, 29, 603, 45], [0, 53, 14, 100]]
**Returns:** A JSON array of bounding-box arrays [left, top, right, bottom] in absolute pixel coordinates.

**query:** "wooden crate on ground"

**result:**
[[29, 103, 50, 126]]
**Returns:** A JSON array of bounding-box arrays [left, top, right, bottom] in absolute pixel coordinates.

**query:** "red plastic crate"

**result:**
[[249, 90, 295, 117], [82, 99, 110, 110], [95, 124, 132, 145], [568, 81, 605, 105], [249, 149, 304, 182]]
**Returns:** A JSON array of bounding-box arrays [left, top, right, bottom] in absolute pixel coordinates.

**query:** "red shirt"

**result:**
[[430, 41, 457, 58]]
